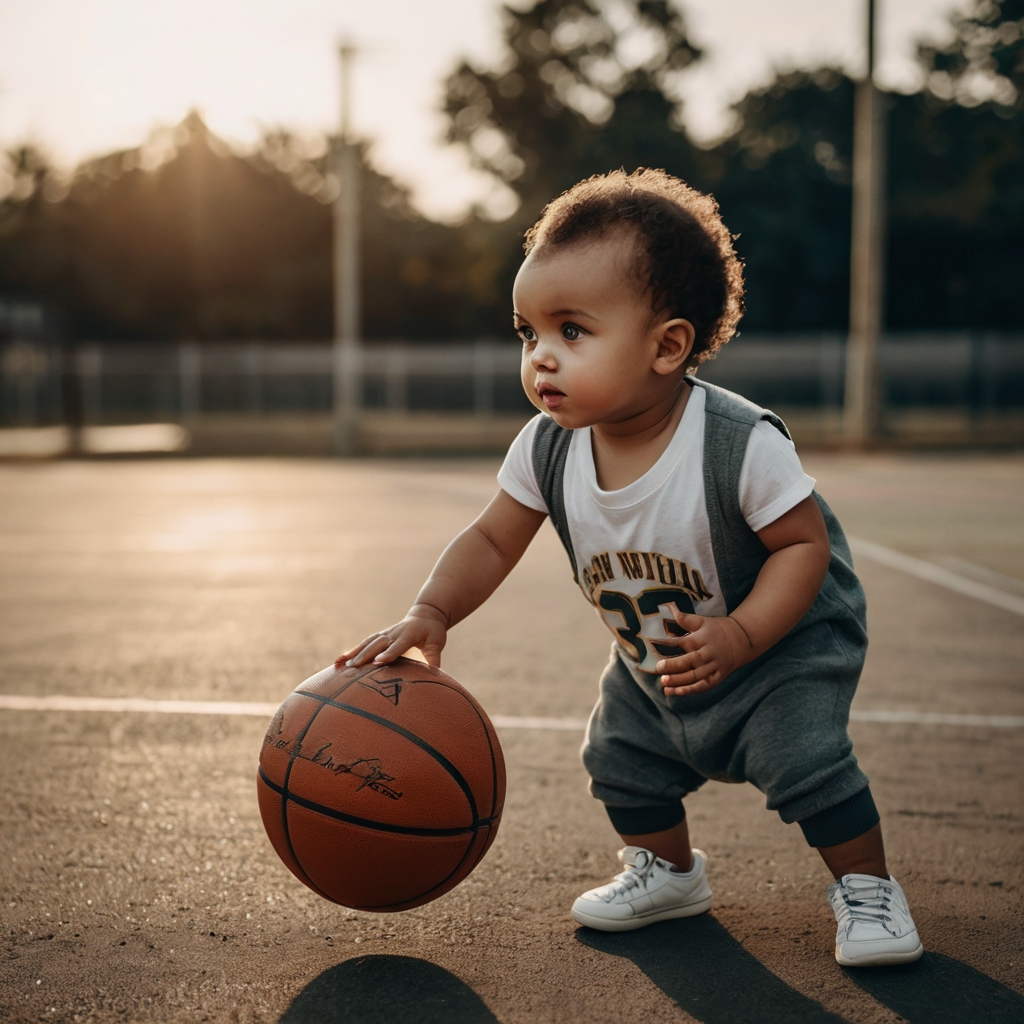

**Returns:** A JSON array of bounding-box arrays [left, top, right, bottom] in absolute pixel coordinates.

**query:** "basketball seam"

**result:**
[[258, 767, 496, 836], [403, 677, 503, 820], [276, 665, 382, 903], [339, 675, 500, 912], [256, 773, 330, 898], [297, 692, 481, 826], [348, 676, 503, 909]]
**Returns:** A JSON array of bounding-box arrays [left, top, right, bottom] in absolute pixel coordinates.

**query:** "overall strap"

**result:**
[[531, 415, 579, 583], [689, 375, 865, 635], [688, 376, 789, 614]]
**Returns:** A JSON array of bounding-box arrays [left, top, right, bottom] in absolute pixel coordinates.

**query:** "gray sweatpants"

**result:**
[[582, 619, 869, 826]]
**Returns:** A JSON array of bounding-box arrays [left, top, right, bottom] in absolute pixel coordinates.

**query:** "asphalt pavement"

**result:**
[[1, 453, 1022, 1023]]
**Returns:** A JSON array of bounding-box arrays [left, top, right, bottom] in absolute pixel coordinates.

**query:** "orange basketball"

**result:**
[[257, 658, 505, 912]]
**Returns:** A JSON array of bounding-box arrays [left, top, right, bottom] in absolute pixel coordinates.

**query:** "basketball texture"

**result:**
[[257, 658, 505, 912]]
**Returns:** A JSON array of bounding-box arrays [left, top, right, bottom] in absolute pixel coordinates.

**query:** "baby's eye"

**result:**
[[517, 326, 536, 343], [562, 323, 583, 341]]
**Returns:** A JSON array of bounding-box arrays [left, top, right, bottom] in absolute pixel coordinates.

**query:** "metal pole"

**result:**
[[333, 41, 362, 455], [843, 0, 887, 447], [179, 341, 201, 421]]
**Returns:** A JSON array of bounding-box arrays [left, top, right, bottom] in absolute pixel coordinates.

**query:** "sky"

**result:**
[[0, 0, 961, 221]]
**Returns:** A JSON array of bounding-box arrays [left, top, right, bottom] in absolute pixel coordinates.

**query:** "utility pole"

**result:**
[[333, 40, 361, 455], [843, 0, 887, 447]]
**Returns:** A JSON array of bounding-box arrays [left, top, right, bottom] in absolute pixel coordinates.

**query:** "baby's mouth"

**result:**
[[536, 383, 565, 409]]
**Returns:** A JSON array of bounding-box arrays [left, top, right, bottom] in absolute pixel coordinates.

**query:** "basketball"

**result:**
[[257, 657, 506, 912]]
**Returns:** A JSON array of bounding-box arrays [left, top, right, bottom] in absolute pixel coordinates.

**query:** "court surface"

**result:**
[[1, 452, 1022, 1024]]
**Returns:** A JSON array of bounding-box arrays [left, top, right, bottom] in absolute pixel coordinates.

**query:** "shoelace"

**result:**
[[836, 878, 899, 935], [600, 852, 657, 902]]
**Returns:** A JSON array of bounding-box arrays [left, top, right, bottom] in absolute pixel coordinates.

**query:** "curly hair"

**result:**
[[523, 169, 744, 368]]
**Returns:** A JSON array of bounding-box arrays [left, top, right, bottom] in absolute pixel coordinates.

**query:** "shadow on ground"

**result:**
[[578, 916, 1024, 1024], [278, 955, 498, 1023], [844, 952, 1024, 1024], [577, 915, 846, 1023]]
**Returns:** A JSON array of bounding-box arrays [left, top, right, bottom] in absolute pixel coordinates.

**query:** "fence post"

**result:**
[[385, 342, 408, 412], [15, 342, 39, 426], [179, 341, 201, 421], [473, 339, 495, 415], [79, 344, 102, 425], [245, 342, 264, 413], [59, 341, 84, 452], [982, 334, 998, 412], [967, 331, 1001, 417], [819, 335, 844, 409], [333, 339, 361, 448]]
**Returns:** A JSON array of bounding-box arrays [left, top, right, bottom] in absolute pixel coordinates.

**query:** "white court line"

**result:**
[[848, 709, 1024, 728], [848, 537, 1024, 618], [0, 694, 1020, 728], [490, 714, 587, 731], [0, 694, 283, 717]]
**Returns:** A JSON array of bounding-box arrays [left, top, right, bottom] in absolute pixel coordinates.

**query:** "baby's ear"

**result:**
[[652, 318, 695, 374]]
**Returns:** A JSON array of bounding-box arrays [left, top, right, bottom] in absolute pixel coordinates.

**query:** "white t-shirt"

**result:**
[[497, 387, 815, 673]]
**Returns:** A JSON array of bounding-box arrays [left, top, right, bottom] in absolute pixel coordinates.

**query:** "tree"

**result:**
[[0, 145, 74, 322], [2, 0, 1020, 341], [919, 0, 1023, 111], [443, 2, 860, 331], [444, 0, 703, 220], [442, 0, 706, 335], [0, 114, 505, 340], [698, 0, 1024, 330], [887, 0, 1024, 329], [700, 69, 856, 331], [441, 0, 1024, 332]]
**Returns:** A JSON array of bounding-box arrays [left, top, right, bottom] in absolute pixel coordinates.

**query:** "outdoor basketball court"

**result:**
[[1, 452, 1022, 1023]]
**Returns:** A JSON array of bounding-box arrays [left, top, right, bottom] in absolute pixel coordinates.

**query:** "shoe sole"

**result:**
[[835, 941, 924, 967], [572, 894, 713, 932]]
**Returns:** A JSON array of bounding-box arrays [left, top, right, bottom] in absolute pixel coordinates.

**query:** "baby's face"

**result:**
[[513, 232, 670, 429]]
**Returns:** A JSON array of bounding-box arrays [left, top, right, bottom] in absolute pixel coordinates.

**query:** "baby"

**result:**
[[340, 168, 922, 967]]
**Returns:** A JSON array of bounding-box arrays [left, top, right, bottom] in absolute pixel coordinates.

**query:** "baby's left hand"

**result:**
[[654, 609, 754, 696]]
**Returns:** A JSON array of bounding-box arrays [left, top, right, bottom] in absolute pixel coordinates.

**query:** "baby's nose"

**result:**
[[530, 340, 557, 370]]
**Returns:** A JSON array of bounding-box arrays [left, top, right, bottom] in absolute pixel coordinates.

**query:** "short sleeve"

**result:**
[[497, 414, 549, 513], [738, 419, 816, 533]]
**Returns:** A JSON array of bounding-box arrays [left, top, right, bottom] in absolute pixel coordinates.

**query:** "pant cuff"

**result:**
[[798, 786, 879, 848], [605, 802, 685, 835]]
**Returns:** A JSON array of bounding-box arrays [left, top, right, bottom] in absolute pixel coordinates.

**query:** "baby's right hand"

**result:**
[[336, 604, 449, 669]]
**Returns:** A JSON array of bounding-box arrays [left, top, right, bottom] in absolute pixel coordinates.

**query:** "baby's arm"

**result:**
[[337, 490, 547, 668], [655, 495, 831, 696]]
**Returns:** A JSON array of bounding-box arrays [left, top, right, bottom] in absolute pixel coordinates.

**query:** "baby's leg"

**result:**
[[815, 822, 887, 881], [582, 652, 705, 871], [617, 816, 693, 872]]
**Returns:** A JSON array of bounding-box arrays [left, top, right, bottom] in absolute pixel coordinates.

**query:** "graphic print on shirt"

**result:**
[[581, 548, 714, 673]]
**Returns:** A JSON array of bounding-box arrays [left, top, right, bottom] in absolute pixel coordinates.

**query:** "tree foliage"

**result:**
[[0, 0, 1021, 340], [698, 69, 856, 330], [0, 114, 503, 340], [440, 0, 1024, 332], [444, 0, 701, 215], [919, 0, 1023, 110]]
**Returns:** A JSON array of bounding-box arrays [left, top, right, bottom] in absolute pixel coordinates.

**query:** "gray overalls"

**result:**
[[532, 377, 879, 847]]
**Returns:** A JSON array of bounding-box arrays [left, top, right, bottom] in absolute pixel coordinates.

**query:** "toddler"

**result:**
[[340, 169, 922, 967]]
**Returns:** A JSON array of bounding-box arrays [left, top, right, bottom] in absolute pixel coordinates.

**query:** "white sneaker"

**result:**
[[571, 846, 713, 932], [828, 873, 924, 966]]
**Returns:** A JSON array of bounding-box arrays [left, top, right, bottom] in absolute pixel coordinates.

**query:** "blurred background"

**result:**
[[1, 0, 1021, 456]]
